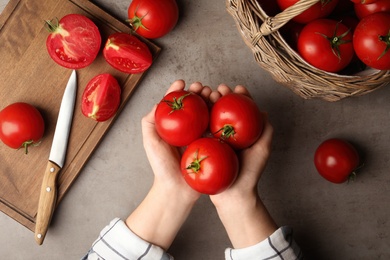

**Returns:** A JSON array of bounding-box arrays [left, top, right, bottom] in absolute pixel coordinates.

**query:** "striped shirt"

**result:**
[[82, 218, 302, 260]]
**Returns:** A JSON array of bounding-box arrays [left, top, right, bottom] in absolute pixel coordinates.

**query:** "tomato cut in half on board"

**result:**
[[81, 73, 121, 122], [103, 32, 152, 74], [0, 102, 45, 154], [45, 14, 101, 69]]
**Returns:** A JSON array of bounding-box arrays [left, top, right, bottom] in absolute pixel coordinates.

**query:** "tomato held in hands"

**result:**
[[297, 19, 354, 72], [45, 14, 101, 69], [0, 102, 45, 154], [81, 73, 121, 122], [103, 32, 152, 74], [181, 138, 239, 195], [353, 12, 390, 70], [155, 90, 209, 147], [276, 0, 339, 24], [314, 138, 360, 183], [210, 93, 263, 150], [127, 0, 179, 39]]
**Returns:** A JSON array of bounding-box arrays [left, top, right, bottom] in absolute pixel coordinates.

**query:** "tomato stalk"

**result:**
[[378, 30, 390, 60], [163, 93, 191, 113], [18, 140, 40, 155], [186, 149, 208, 173], [126, 5, 150, 32], [317, 22, 351, 61], [214, 124, 236, 141]]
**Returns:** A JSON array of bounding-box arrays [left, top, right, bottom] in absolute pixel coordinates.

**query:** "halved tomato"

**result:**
[[45, 14, 101, 69], [103, 32, 152, 74], [81, 73, 121, 122]]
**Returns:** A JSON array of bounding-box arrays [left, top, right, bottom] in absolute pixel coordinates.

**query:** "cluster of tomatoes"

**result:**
[[270, 0, 390, 73], [154, 90, 264, 194], [0, 0, 179, 153]]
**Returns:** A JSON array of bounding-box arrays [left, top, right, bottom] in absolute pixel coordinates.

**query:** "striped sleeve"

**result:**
[[82, 218, 173, 260], [224, 226, 303, 260]]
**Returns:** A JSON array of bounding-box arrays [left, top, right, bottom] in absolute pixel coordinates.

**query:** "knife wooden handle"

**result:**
[[35, 161, 60, 245]]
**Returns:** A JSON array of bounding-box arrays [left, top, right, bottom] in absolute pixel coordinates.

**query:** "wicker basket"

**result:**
[[226, 0, 390, 101]]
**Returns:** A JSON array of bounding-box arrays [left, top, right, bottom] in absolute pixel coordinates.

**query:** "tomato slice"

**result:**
[[103, 32, 152, 74], [45, 14, 101, 69], [81, 74, 121, 122]]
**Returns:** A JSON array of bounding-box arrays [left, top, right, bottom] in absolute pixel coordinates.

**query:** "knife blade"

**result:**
[[35, 70, 77, 245]]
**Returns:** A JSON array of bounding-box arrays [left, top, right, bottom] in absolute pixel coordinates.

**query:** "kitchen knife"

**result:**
[[35, 70, 77, 245]]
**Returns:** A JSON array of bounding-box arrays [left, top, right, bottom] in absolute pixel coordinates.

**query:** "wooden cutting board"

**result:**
[[0, 0, 161, 231]]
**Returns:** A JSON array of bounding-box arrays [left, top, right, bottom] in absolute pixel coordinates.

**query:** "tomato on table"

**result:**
[[210, 93, 263, 150], [0, 102, 45, 154], [314, 138, 360, 184], [127, 0, 179, 39], [181, 137, 239, 195], [103, 32, 152, 74], [276, 0, 339, 24], [81, 73, 121, 122], [353, 12, 390, 70], [297, 19, 354, 72], [45, 14, 101, 69], [155, 90, 209, 147]]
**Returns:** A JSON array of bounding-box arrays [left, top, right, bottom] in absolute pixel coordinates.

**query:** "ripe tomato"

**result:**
[[81, 73, 121, 122], [297, 19, 354, 72], [354, 0, 390, 19], [314, 138, 360, 184], [351, 0, 378, 4], [210, 93, 263, 150], [181, 137, 239, 195], [155, 90, 209, 147], [353, 12, 390, 70], [45, 14, 101, 69], [127, 0, 179, 39], [103, 32, 152, 74], [276, 0, 339, 24], [0, 102, 45, 153]]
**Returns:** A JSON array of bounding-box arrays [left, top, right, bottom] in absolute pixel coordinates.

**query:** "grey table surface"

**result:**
[[1, 0, 390, 259]]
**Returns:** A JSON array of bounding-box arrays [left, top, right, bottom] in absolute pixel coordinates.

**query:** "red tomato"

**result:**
[[0, 102, 45, 153], [103, 32, 152, 74], [354, 0, 390, 19], [181, 137, 239, 195], [127, 0, 179, 39], [81, 74, 121, 122], [297, 19, 354, 72], [45, 14, 101, 69], [210, 93, 263, 150], [155, 90, 209, 147], [351, 0, 378, 3], [314, 138, 360, 183], [353, 12, 390, 70], [276, 0, 339, 24]]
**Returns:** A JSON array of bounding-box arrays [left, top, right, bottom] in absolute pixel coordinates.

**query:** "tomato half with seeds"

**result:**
[[155, 90, 209, 147], [181, 137, 239, 195], [210, 93, 263, 150], [81, 74, 121, 122], [314, 138, 360, 183], [0, 102, 45, 154], [45, 14, 101, 69], [103, 32, 152, 74]]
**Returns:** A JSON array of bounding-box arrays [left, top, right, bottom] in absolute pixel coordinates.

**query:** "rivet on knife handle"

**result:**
[[35, 161, 61, 245]]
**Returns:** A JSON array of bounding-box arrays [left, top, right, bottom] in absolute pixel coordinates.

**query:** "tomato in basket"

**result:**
[[297, 19, 354, 72], [276, 0, 339, 24]]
